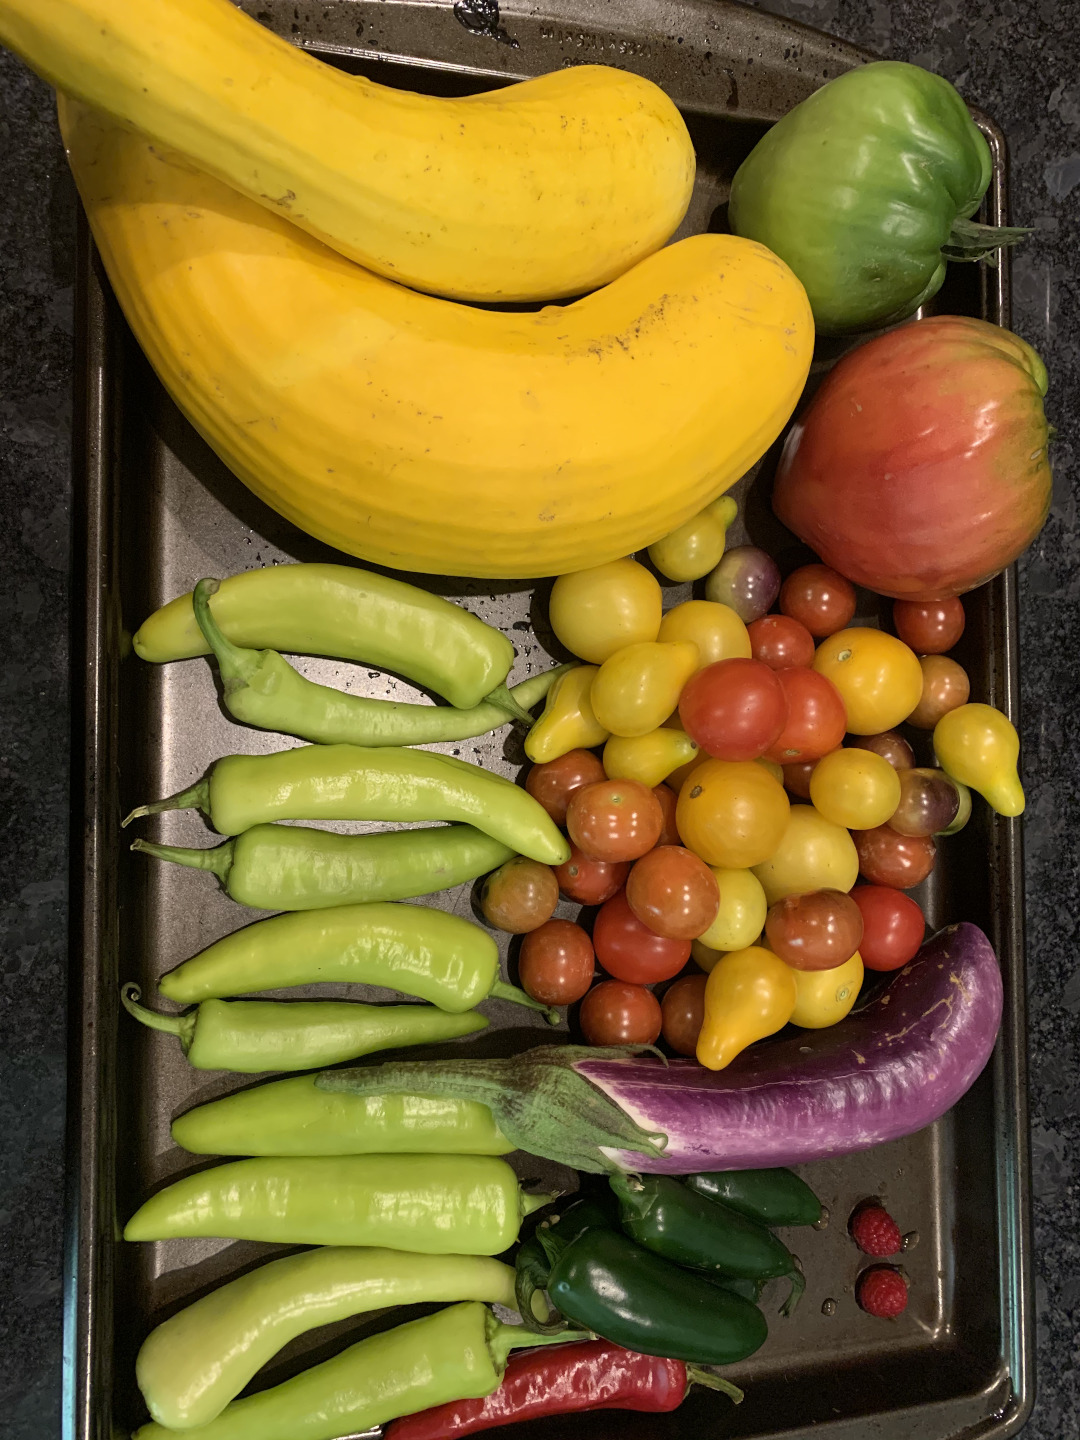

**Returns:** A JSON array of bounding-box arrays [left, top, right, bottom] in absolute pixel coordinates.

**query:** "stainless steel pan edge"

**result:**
[[63, 6, 1034, 1439]]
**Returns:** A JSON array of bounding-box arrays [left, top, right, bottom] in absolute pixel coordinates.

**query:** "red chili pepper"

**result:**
[[382, 1338, 741, 1439]]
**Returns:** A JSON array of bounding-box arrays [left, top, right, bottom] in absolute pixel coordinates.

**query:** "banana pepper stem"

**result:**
[[122, 778, 210, 828], [192, 576, 263, 687], [485, 1311, 594, 1370], [130, 836, 234, 884], [482, 682, 536, 725], [121, 983, 196, 1054], [489, 980, 559, 1026]]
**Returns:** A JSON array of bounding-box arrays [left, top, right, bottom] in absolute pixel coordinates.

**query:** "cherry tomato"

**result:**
[[657, 599, 751, 669], [518, 920, 596, 1005], [626, 846, 720, 940], [580, 980, 662, 1046], [813, 628, 923, 735], [887, 767, 960, 837], [591, 641, 700, 738], [525, 749, 607, 826], [679, 658, 788, 762], [779, 564, 857, 638], [593, 889, 692, 983], [789, 950, 863, 1029], [892, 598, 966, 654], [554, 845, 630, 906], [752, 804, 859, 905], [783, 759, 819, 800], [676, 759, 790, 870], [747, 614, 816, 670], [566, 779, 663, 862], [907, 655, 971, 730], [480, 857, 559, 933], [851, 885, 926, 971], [704, 545, 781, 623], [764, 889, 864, 970], [661, 973, 708, 1055], [853, 826, 936, 889], [848, 730, 915, 771], [653, 783, 681, 847], [764, 667, 848, 764], [549, 558, 662, 664], [809, 747, 902, 830], [696, 866, 768, 952]]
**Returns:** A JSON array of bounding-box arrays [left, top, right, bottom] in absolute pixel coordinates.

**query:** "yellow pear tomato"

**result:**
[[696, 945, 798, 1070], [789, 951, 864, 1029], [934, 702, 1024, 817], [751, 804, 859, 905], [549, 558, 662, 664], [677, 759, 790, 869], [591, 642, 699, 739], [524, 665, 609, 763], [812, 627, 923, 734], [809, 748, 901, 830], [603, 728, 700, 788], [696, 867, 768, 951], [657, 599, 752, 669], [648, 495, 738, 583]]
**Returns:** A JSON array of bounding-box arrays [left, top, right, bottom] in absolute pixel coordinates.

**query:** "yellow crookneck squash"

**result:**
[[59, 98, 815, 579], [0, 0, 694, 302]]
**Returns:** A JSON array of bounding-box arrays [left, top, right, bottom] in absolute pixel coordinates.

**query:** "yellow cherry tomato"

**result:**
[[657, 599, 752, 669], [789, 951, 864, 1029], [549, 558, 662, 664], [813, 627, 923, 735], [524, 665, 609, 763], [648, 495, 738, 583], [751, 804, 859, 905], [691, 938, 722, 973], [603, 728, 700, 788], [809, 748, 902, 830], [677, 759, 790, 869], [934, 702, 1024, 816], [696, 945, 798, 1070], [756, 757, 785, 785], [591, 642, 699, 739], [697, 867, 768, 951]]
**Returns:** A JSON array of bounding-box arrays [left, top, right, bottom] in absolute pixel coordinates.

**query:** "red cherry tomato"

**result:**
[[626, 846, 720, 940], [580, 980, 662, 1046], [764, 668, 847, 764], [653, 783, 681, 847], [779, 564, 857, 638], [661, 973, 708, 1055], [554, 845, 630, 906], [566, 779, 663, 863], [850, 885, 926, 971], [764, 889, 864, 970], [525, 749, 607, 826], [853, 827, 936, 889], [518, 919, 596, 1004], [678, 658, 788, 762], [747, 614, 816, 670], [892, 598, 966, 654], [593, 889, 691, 983]]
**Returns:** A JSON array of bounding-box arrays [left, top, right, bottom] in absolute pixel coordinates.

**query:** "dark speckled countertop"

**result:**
[[0, 2, 1076, 1436]]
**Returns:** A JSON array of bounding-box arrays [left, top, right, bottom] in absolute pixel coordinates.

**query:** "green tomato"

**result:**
[[729, 61, 1025, 335]]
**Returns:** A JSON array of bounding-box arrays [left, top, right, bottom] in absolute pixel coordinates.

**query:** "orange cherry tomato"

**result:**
[[813, 628, 923, 735], [779, 564, 856, 637], [580, 980, 662, 1046], [653, 783, 681, 847], [853, 826, 936, 889], [676, 759, 791, 870], [764, 889, 864, 970], [892, 598, 965, 654], [566, 779, 663, 862], [554, 845, 630, 906], [626, 846, 720, 940], [747, 614, 816, 670], [906, 655, 971, 730], [525, 749, 607, 826], [518, 920, 595, 1005]]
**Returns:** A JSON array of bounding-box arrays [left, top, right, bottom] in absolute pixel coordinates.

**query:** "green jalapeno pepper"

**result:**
[[157, 901, 556, 1021], [123, 1154, 554, 1252], [610, 1174, 805, 1315], [125, 743, 569, 865], [137, 1248, 517, 1432], [132, 1301, 589, 1440], [170, 1075, 514, 1157], [685, 1168, 824, 1227], [516, 1195, 619, 1331], [121, 983, 488, 1073], [133, 563, 517, 712], [191, 577, 560, 743], [534, 1227, 768, 1365], [131, 822, 515, 910]]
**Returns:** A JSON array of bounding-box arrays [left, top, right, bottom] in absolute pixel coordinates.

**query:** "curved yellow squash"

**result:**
[[1, 0, 693, 301], [60, 99, 814, 579]]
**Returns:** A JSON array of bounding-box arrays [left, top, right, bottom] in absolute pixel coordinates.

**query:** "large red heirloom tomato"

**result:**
[[772, 316, 1051, 600]]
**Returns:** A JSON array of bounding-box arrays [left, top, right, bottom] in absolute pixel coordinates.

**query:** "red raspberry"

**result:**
[[857, 1265, 908, 1318], [849, 1202, 902, 1256]]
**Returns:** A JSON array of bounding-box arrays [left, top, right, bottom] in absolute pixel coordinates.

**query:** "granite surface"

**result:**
[[0, 2, 1076, 1436]]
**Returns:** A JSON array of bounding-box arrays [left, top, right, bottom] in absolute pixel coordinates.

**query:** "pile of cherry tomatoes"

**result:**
[[478, 549, 981, 1068]]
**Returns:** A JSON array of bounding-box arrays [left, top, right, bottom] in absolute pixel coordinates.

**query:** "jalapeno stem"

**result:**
[[121, 983, 196, 1053], [130, 836, 234, 884], [123, 778, 210, 828], [489, 980, 560, 1026]]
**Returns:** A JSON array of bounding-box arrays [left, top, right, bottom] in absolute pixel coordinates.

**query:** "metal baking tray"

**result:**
[[65, 2, 1034, 1437]]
